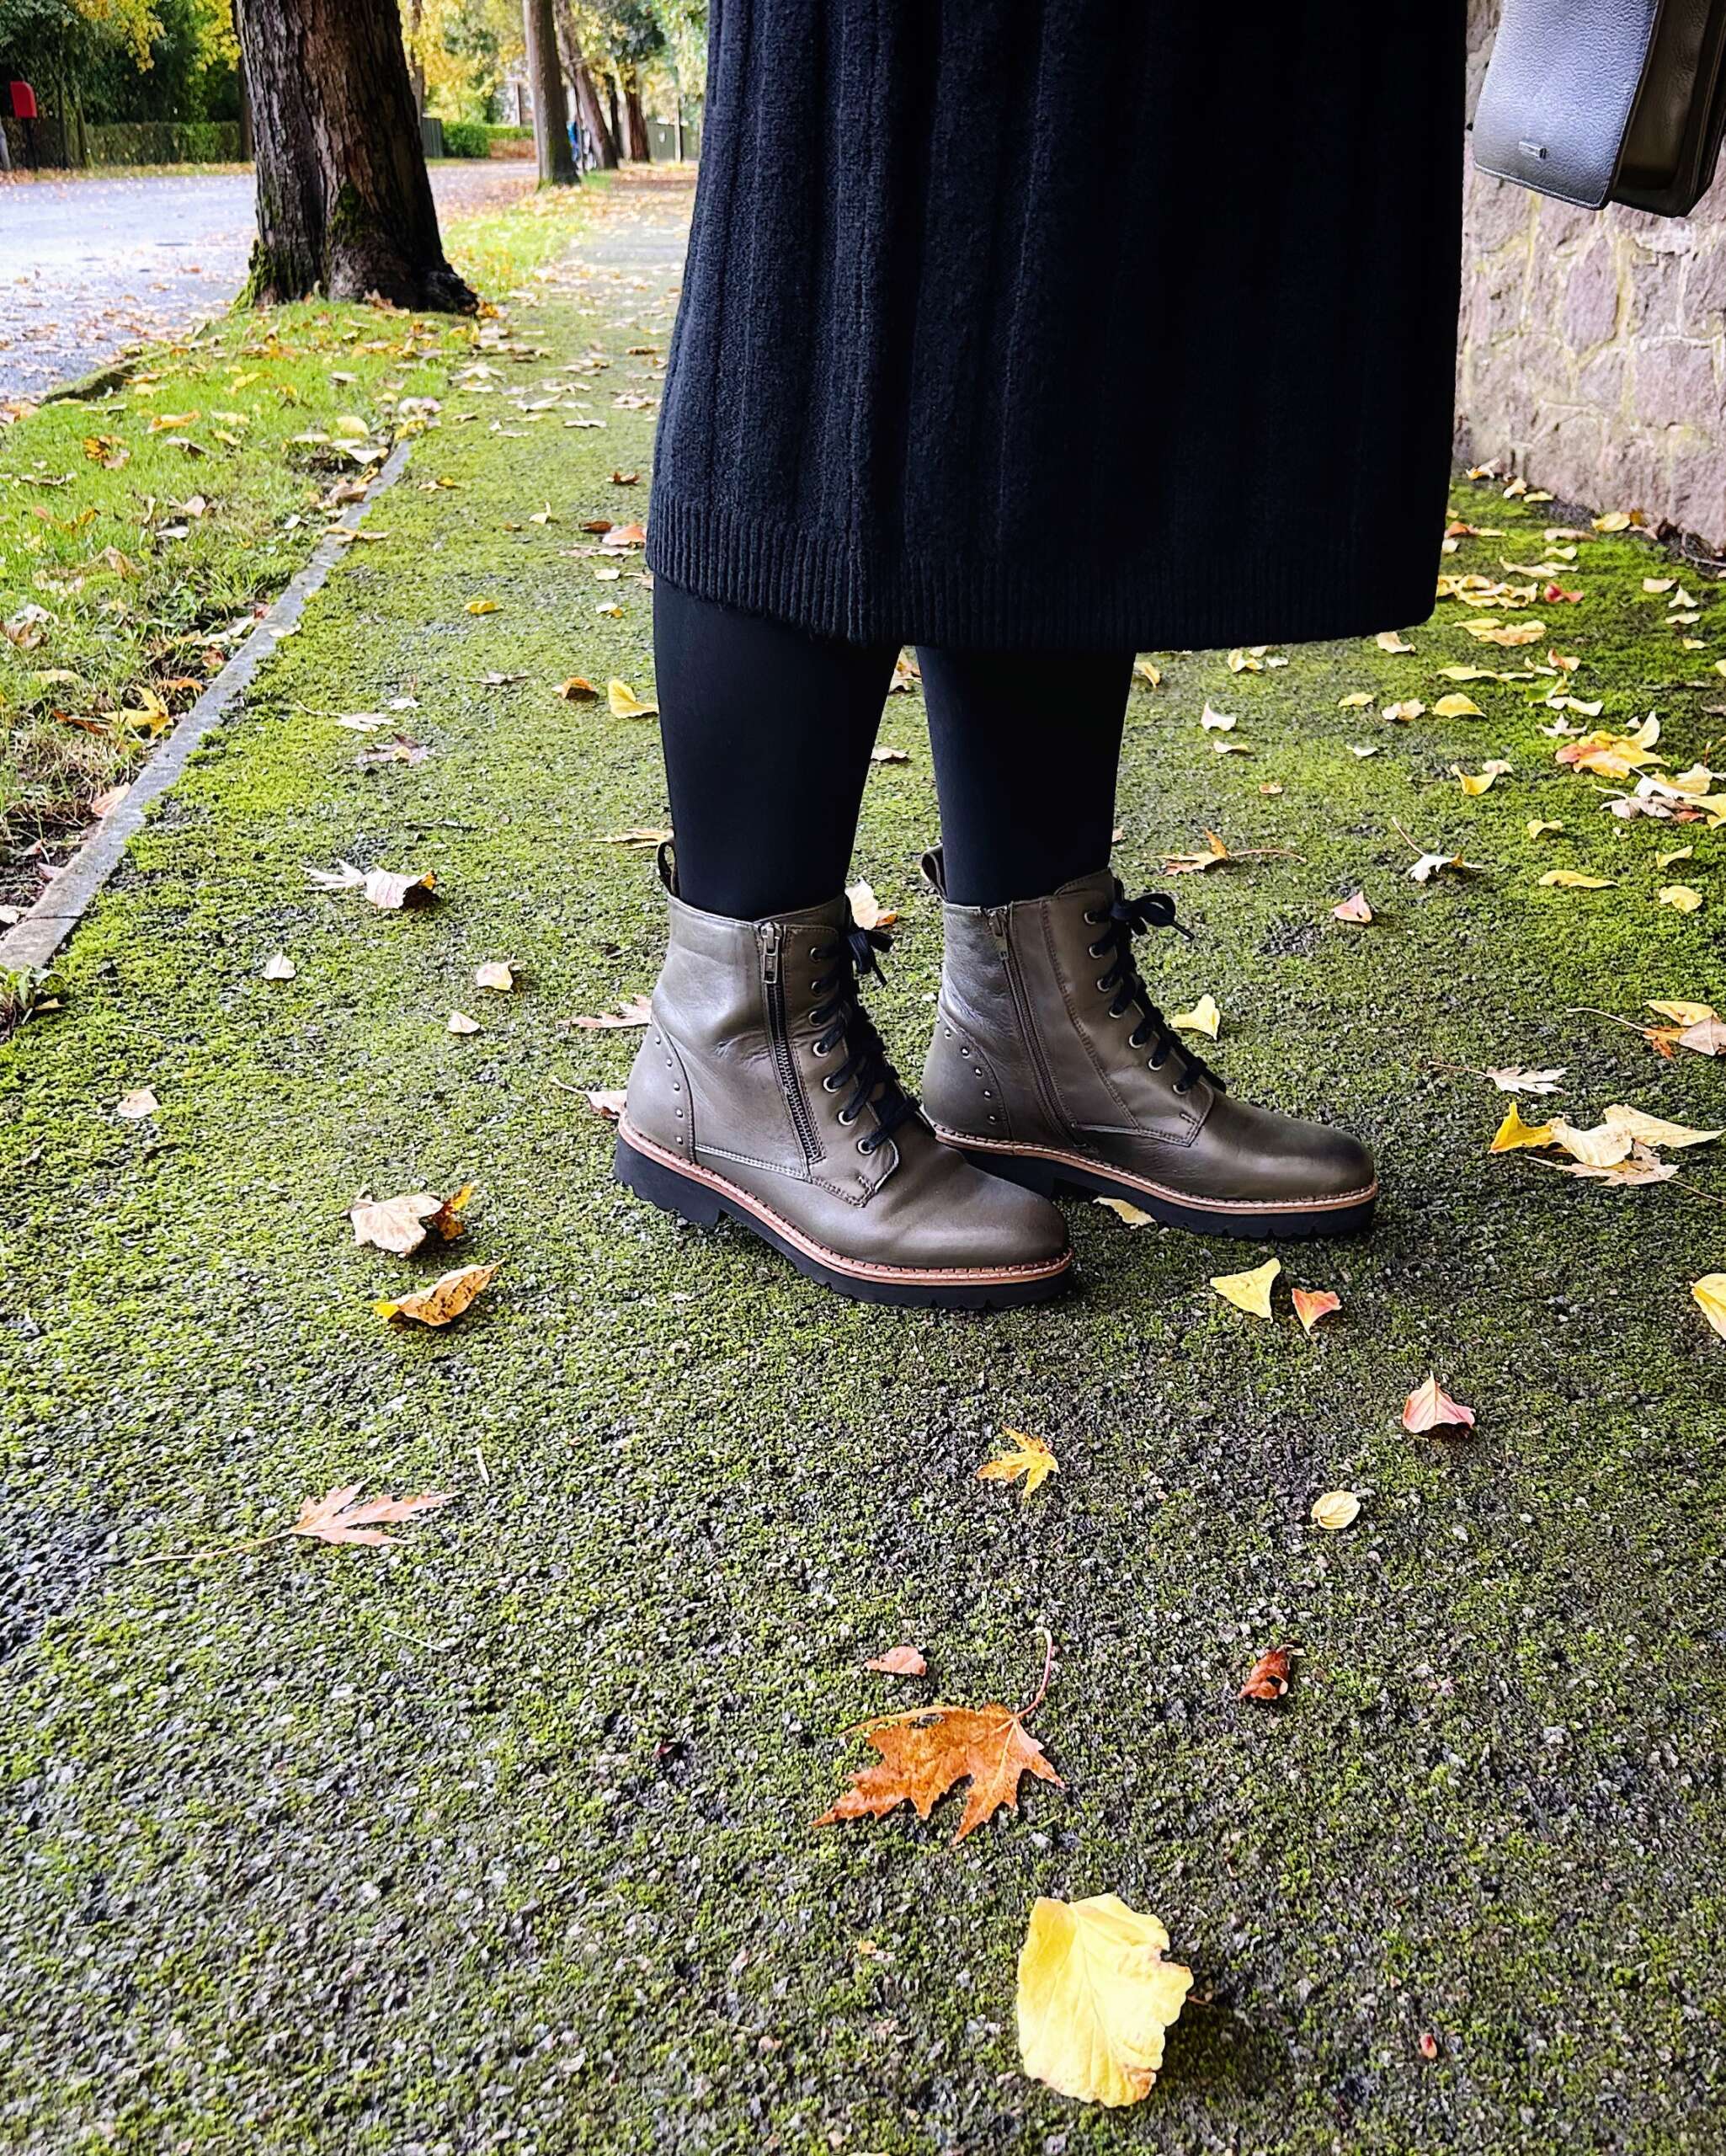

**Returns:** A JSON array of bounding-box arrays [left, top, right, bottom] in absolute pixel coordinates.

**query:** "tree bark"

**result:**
[[551, 0, 618, 169], [605, 72, 623, 162], [524, 0, 577, 186], [622, 68, 651, 162], [232, 0, 475, 312]]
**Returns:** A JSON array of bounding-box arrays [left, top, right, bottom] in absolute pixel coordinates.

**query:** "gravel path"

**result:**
[[0, 163, 536, 399]]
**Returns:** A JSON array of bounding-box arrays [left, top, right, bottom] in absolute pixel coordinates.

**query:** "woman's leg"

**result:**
[[916, 648, 1133, 906], [655, 579, 898, 918]]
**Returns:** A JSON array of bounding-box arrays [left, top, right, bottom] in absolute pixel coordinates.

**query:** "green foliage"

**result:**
[[439, 117, 489, 157], [83, 116, 240, 160], [0, 0, 238, 123]]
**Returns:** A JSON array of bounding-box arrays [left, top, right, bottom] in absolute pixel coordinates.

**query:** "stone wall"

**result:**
[[1458, 0, 1726, 549]]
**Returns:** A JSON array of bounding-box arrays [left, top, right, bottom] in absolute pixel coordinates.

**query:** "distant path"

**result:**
[[0, 163, 536, 399]]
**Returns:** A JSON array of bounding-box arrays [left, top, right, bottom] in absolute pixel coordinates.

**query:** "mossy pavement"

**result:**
[[3, 169, 1723, 2153]]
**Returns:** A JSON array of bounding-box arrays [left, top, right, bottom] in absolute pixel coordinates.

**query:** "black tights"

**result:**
[[654, 580, 1132, 918]]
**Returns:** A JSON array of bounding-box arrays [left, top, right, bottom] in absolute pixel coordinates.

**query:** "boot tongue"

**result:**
[[775, 892, 855, 933]]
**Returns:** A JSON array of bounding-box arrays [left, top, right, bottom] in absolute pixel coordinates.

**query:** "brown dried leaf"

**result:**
[[289, 1483, 455, 1548], [814, 1703, 1061, 1842], [864, 1645, 928, 1678], [375, 1262, 498, 1327], [571, 993, 653, 1031], [1239, 1645, 1297, 1701], [1402, 1374, 1476, 1434]]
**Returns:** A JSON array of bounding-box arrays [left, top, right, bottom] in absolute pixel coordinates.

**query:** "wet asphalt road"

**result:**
[[0, 163, 535, 399]]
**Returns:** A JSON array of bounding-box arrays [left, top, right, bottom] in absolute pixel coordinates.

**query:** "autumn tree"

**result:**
[[233, 0, 474, 312]]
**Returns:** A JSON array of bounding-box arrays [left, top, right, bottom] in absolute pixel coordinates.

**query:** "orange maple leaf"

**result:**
[[815, 1703, 1062, 1843]]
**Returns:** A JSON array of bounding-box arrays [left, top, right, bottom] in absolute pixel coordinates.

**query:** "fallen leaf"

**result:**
[[1171, 993, 1221, 1038], [865, 1645, 928, 1678], [288, 1483, 455, 1549], [1376, 631, 1415, 653], [1526, 819, 1564, 839], [1016, 1895, 1192, 2108], [815, 1702, 1061, 1843], [1402, 1374, 1476, 1433], [582, 1088, 628, 1120], [1646, 999, 1718, 1026], [1338, 691, 1374, 709], [447, 1010, 482, 1034], [1239, 1645, 1296, 1700], [1135, 660, 1162, 687], [1200, 702, 1236, 732], [846, 879, 897, 931], [1658, 884, 1704, 913], [1332, 890, 1373, 924], [1601, 1103, 1719, 1150], [1434, 693, 1484, 718], [1657, 846, 1695, 869], [1464, 619, 1545, 646], [116, 1086, 158, 1121], [466, 597, 501, 615], [978, 1428, 1059, 1497], [1538, 870, 1615, 890], [870, 744, 910, 764], [1485, 1065, 1565, 1095], [571, 993, 653, 1030], [602, 827, 673, 848], [1095, 1195, 1157, 1227], [1292, 1287, 1341, 1334], [1693, 1275, 1726, 1341], [1310, 1489, 1361, 1531], [1490, 1102, 1556, 1152], [375, 1262, 498, 1327], [1677, 1017, 1726, 1057], [1382, 700, 1426, 723], [1160, 830, 1231, 874], [1453, 760, 1512, 797], [474, 961, 516, 992], [557, 676, 599, 700], [1211, 1256, 1280, 1320], [608, 678, 658, 718], [348, 1184, 473, 1256], [1548, 1118, 1634, 1167], [1544, 1140, 1679, 1187]]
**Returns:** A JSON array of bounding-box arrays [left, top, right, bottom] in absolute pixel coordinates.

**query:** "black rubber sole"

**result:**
[[614, 1136, 1073, 1309], [954, 1143, 1378, 1241]]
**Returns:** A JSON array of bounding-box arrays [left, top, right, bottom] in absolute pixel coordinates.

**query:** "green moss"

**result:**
[[2, 180, 1724, 2153]]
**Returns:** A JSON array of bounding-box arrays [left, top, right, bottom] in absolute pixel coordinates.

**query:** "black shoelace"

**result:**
[[808, 920, 919, 1155], [1081, 886, 1223, 1098]]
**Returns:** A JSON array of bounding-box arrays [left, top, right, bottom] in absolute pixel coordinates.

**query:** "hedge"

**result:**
[[439, 120, 489, 157], [85, 120, 243, 166]]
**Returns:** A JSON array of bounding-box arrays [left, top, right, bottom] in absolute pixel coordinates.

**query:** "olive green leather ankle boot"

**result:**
[[919, 849, 1377, 1239], [615, 856, 1073, 1307]]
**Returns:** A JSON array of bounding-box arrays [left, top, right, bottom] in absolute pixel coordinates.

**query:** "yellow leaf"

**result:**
[[1437, 664, 1493, 681], [1016, 1895, 1193, 2108], [1310, 1490, 1361, 1531], [1548, 1118, 1633, 1168], [1601, 1104, 1719, 1150], [1646, 999, 1717, 1026], [1464, 619, 1545, 646], [1210, 1256, 1280, 1319], [1337, 691, 1374, 709], [1095, 1196, 1157, 1227], [1594, 510, 1635, 532], [1526, 819, 1564, 839], [447, 1010, 482, 1034], [1693, 1275, 1726, 1341], [466, 597, 501, 615], [977, 1428, 1059, 1496], [1489, 1102, 1556, 1153], [1658, 847, 1697, 869], [1434, 693, 1484, 718], [1171, 993, 1221, 1038], [1135, 660, 1162, 687], [1538, 871, 1615, 889], [1382, 700, 1426, 723], [375, 1262, 498, 1327], [1376, 631, 1415, 653], [608, 678, 658, 718], [1658, 884, 1704, 914]]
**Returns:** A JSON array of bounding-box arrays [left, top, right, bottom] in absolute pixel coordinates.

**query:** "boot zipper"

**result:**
[[988, 907, 1065, 1129], [762, 925, 822, 1163]]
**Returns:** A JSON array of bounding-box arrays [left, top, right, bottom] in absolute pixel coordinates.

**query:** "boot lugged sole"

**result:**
[[942, 1131, 1378, 1241], [614, 1127, 1073, 1310]]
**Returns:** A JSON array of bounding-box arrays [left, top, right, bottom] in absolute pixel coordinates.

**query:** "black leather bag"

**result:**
[[1474, 0, 1726, 215]]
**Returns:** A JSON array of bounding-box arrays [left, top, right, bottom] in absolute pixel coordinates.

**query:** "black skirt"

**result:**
[[648, 4, 1467, 652]]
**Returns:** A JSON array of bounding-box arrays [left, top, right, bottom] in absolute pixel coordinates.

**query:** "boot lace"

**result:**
[[1081, 886, 1224, 1098], [808, 918, 919, 1156]]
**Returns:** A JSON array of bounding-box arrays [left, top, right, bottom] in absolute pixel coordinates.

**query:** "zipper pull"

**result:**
[[987, 907, 1010, 956], [762, 923, 781, 985]]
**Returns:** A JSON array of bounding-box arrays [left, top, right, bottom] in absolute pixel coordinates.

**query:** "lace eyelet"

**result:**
[[812, 1041, 828, 1057], [823, 1074, 839, 1091], [1086, 942, 1105, 960], [1083, 910, 1100, 925], [856, 1138, 874, 1155], [838, 1108, 858, 1127], [1096, 977, 1111, 994]]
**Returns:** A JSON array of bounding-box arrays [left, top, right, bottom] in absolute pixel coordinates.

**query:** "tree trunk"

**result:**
[[551, 0, 618, 169], [524, 0, 577, 186], [232, 0, 475, 312], [406, 0, 427, 115], [605, 72, 622, 162], [622, 69, 651, 162]]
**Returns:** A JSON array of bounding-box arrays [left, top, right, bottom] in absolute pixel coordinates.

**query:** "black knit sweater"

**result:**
[[649, 5, 1466, 652]]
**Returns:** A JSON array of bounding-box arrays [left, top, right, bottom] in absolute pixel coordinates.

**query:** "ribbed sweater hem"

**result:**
[[646, 489, 1441, 652]]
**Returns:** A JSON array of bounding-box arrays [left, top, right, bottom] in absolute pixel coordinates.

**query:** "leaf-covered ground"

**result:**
[[2, 168, 1723, 2154]]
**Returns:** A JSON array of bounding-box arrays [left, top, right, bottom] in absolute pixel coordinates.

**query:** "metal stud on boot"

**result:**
[[614, 851, 1073, 1307], [919, 848, 1378, 1240]]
